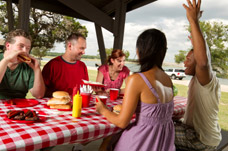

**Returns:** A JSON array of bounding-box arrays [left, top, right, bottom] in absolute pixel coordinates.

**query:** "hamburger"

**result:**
[[18, 54, 31, 63], [113, 104, 122, 114], [47, 91, 72, 109]]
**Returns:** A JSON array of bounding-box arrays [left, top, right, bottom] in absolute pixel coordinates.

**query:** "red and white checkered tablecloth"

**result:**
[[172, 96, 187, 120], [0, 96, 186, 151]]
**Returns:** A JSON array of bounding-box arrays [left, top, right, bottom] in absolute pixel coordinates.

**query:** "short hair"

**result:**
[[65, 33, 86, 48], [136, 28, 167, 72], [4, 29, 32, 51], [107, 49, 126, 65]]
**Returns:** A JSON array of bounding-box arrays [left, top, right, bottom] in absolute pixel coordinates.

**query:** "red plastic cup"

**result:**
[[109, 88, 119, 101], [96, 95, 108, 105], [81, 93, 92, 108]]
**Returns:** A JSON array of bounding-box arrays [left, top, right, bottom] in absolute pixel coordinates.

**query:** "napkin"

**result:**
[[80, 85, 93, 93]]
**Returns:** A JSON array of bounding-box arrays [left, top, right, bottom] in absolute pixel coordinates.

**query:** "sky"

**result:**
[[52, 0, 228, 63]]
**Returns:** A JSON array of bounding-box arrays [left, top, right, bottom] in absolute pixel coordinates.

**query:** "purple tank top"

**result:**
[[113, 73, 175, 151]]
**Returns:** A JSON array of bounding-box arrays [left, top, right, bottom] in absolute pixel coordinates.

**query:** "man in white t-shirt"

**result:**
[[175, 0, 221, 150]]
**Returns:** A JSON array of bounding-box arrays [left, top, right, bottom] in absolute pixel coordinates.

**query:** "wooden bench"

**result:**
[[217, 129, 228, 151]]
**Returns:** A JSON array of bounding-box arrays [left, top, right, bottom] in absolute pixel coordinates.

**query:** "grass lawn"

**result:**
[[27, 60, 228, 131]]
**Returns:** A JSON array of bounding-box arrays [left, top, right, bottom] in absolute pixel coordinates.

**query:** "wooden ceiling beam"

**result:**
[[30, 0, 89, 21], [58, 0, 114, 33], [101, 0, 131, 15]]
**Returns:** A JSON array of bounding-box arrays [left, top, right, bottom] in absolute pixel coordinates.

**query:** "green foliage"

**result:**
[[175, 21, 228, 77], [175, 50, 187, 64], [0, 3, 8, 34], [46, 52, 100, 59], [46, 52, 64, 56], [190, 21, 228, 77], [124, 51, 130, 59], [82, 55, 99, 59], [199, 21, 228, 77], [173, 85, 178, 96], [0, 2, 88, 60], [97, 48, 130, 60], [32, 47, 50, 60], [102, 48, 113, 58]]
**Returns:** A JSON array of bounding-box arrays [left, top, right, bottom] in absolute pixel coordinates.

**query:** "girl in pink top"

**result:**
[[96, 49, 130, 94]]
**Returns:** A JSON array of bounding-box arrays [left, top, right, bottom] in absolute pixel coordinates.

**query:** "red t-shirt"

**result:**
[[42, 56, 89, 96]]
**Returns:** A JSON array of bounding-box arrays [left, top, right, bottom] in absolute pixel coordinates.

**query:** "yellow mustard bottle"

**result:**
[[72, 91, 82, 117]]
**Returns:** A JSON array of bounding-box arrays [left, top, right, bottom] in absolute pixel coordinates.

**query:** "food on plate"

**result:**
[[17, 54, 31, 63], [47, 91, 72, 109], [113, 104, 122, 114], [7, 110, 39, 121], [82, 80, 105, 87]]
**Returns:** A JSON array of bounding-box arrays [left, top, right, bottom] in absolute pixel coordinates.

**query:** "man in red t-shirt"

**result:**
[[42, 33, 89, 97]]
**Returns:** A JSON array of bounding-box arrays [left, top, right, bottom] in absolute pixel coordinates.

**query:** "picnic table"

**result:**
[[0, 95, 187, 151]]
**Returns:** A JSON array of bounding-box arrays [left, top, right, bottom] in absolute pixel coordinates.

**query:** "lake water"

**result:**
[[81, 59, 228, 85], [43, 57, 228, 85]]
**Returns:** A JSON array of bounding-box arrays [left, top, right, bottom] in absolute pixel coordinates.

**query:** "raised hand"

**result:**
[[183, 0, 202, 23]]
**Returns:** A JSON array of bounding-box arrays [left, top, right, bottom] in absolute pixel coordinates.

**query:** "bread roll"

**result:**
[[113, 104, 122, 114], [52, 91, 70, 99], [47, 91, 72, 110], [49, 103, 72, 109], [47, 97, 70, 105]]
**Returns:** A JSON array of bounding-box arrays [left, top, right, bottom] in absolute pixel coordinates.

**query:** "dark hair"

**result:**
[[65, 33, 86, 48], [136, 29, 167, 72], [107, 49, 126, 65], [4, 29, 32, 51]]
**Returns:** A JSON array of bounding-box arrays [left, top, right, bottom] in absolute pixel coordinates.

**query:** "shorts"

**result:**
[[174, 122, 217, 151]]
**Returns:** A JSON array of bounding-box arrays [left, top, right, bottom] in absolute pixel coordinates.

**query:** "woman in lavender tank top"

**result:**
[[96, 29, 175, 151]]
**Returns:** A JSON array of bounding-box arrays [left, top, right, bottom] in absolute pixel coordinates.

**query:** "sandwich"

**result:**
[[18, 54, 31, 63], [47, 91, 72, 109], [113, 104, 122, 114]]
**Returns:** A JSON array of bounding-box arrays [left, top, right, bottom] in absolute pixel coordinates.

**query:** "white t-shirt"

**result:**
[[183, 72, 221, 146]]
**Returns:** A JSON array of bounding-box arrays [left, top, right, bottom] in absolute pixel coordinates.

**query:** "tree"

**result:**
[[31, 47, 49, 61], [97, 48, 130, 60], [0, 2, 88, 60], [175, 50, 187, 64], [175, 21, 228, 78]]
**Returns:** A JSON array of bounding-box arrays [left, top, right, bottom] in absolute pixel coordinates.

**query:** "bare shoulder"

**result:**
[[126, 73, 144, 85], [128, 73, 142, 80], [157, 70, 173, 88], [125, 73, 145, 95]]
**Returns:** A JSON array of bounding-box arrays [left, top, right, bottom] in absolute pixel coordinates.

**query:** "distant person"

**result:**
[[175, 0, 221, 150], [42, 33, 89, 96], [0, 29, 45, 99], [96, 49, 130, 95], [96, 28, 175, 151]]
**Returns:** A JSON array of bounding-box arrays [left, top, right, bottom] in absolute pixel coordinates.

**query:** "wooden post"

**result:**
[[113, 0, 127, 50], [95, 23, 107, 65], [18, 0, 31, 32], [6, 0, 14, 31]]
